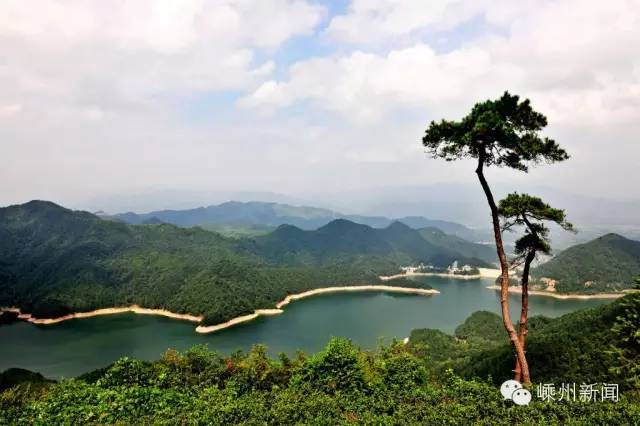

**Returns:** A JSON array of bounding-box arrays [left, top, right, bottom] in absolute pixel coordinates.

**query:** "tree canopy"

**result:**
[[422, 92, 568, 171], [498, 192, 574, 259]]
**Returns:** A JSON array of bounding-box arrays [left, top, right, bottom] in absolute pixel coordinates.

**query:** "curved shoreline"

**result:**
[[196, 286, 440, 334], [1, 305, 203, 325], [380, 268, 501, 281], [2, 285, 439, 334], [485, 285, 626, 300]]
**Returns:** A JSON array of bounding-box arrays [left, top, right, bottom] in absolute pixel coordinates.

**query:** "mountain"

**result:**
[[534, 233, 640, 292], [0, 201, 380, 324], [241, 219, 492, 269], [410, 293, 640, 388], [109, 201, 489, 242], [418, 227, 497, 265]]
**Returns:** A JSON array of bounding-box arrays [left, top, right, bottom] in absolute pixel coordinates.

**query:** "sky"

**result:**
[[1, 0, 640, 212]]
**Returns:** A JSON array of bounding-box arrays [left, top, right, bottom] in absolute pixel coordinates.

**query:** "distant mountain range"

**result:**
[[534, 233, 640, 293], [107, 201, 491, 243], [242, 220, 495, 268], [0, 201, 493, 323]]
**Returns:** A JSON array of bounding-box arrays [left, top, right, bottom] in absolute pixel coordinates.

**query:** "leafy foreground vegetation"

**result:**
[[409, 293, 640, 393], [2, 295, 639, 425]]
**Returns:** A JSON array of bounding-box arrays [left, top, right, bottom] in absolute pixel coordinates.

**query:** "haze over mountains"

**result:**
[[85, 183, 640, 251], [108, 201, 491, 243]]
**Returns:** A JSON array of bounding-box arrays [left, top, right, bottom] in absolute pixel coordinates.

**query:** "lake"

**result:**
[[0, 276, 612, 378]]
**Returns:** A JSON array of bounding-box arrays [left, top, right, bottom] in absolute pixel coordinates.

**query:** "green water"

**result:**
[[0, 277, 612, 378]]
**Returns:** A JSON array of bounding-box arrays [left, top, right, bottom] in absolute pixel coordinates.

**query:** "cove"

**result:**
[[0, 276, 612, 378]]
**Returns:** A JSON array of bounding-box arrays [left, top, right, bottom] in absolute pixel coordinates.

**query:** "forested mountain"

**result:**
[[410, 293, 640, 389], [109, 201, 488, 242], [240, 219, 492, 269], [534, 233, 640, 292], [0, 201, 385, 324], [2, 201, 485, 324], [3, 294, 638, 424], [418, 227, 497, 265]]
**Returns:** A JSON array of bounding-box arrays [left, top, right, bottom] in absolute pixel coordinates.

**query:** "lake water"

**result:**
[[0, 276, 612, 378]]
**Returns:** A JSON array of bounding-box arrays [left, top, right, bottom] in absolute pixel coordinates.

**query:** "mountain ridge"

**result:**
[[534, 233, 640, 292], [107, 201, 489, 242]]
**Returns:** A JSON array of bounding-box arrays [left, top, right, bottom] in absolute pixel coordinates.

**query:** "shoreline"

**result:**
[[1, 305, 203, 325], [196, 285, 440, 334], [485, 285, 626, 300], [2, 285, 439, 334], [380, 268, 501, 281]]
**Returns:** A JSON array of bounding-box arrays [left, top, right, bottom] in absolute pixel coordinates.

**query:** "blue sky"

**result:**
[[1, 0, 639, 211]]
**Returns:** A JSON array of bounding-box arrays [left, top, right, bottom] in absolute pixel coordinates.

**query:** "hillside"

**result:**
[[241, 219, 492, 269], [418, 227, 497, 265], [0, 201, 404, 325], [410, 293, 640, 389], [533, 233, 640, 292], [110, 201, 488, 242], [3, 295, 639, 424]]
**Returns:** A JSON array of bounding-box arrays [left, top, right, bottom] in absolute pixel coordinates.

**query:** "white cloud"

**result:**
[[246, 0, 640, 127], [240, 44, 518, 121], [0, 0, 325, 115], [1, 0, 639, 208], [324, 0, 482, 44]]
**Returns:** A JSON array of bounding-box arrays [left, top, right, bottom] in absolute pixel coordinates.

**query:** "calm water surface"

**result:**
[[0, 277, 611, 378]]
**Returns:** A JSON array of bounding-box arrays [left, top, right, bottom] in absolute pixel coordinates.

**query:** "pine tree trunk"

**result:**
[[514, 250, 535, 382], [475, 156, 531, 385]]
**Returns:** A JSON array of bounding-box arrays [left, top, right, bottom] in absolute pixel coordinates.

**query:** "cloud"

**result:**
[[324, 0, 482, 44], [0, 0, 325, 116], [240, 44, 517, 121], [245, 0, 640, 127], [1, 0, 639, 209]]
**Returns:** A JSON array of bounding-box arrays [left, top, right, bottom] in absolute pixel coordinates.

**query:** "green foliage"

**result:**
[[534, 234, 640, 292], [411, 294, 640, 391], [0, 368, 53, 392], [422, 91, 568, 172], [295, 338, 367, 394], [454, 310, 506, 343], [418, 227, 497, 264], [245, 219, 492, 270], [2, 335, 638, 425], [608, 293, 640, 390], [499, 192, 574, 260], [0, 201, 445, 326], [199, 223, 275, 238]]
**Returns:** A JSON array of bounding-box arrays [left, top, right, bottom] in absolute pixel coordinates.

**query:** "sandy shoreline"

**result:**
[[485, 285, 626, 300], [196, 285, 440, 334], [380, 268, 501, 281], [1, 305, 203, 325], [2, 285, 439, 334]]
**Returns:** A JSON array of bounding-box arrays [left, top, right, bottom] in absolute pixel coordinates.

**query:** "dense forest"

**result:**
[[418, 227, 497, 264], [0, 201, 489, 325], [242, 219, 492, 269], [2, 293, 638, 424], [409, 293, 640, 389], [533, 233, 640, 292]]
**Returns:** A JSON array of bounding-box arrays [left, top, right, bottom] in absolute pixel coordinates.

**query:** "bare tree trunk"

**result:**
[[475, 155, 531, 385], [514, 250, 535, 382]]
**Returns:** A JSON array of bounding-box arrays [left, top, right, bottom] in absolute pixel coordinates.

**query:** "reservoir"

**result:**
[[0, 276, 612, 378]]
